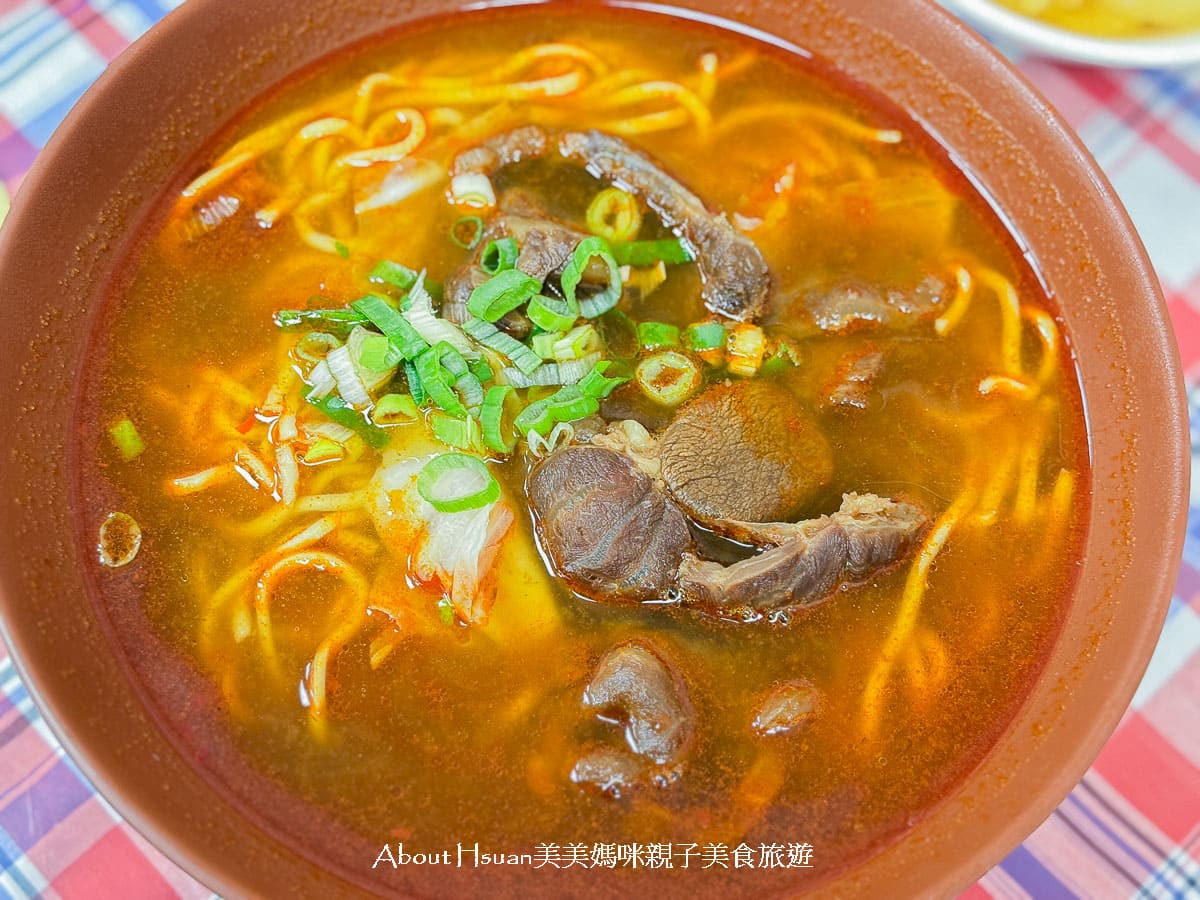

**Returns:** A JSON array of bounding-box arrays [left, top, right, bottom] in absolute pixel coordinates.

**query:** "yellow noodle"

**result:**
[[713, 101, 902, 145], [602, 108, 693, 136], [974, 435, 1018, 525], [166, 464, 235, 496], [933, 266, 974, 336], [595, 81, 713, 133], [1013, 418, 1046, 525], [336, 108, 427, 168], [293, 192, 346, 256], [1023, 305, 1060, 387], [974, 267, 1024, 376], [861, 486, 975, 740], [254, 551, 367, 668], [180, 150, 256, 199], [696, 51, 719, 104], [277, 515, 339, 553], [979, 375, 1035, 398]]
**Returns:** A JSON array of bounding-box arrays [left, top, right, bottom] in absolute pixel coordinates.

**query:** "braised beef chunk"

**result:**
[[660, 381, 834, 527], [528, 445, 692, 601], [583, 640, 695, 766], [801, 275, 947, 334], [678, 493, 927, 619], [752, 681, 820, 736], [560, 130, 770, 321], [450, 124, 550, 177], [569, 746, 647, 797], [821, 346, 885, 412]]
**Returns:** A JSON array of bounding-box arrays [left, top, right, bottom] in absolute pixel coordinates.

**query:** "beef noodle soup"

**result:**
[[79, 4, 1089, 892]]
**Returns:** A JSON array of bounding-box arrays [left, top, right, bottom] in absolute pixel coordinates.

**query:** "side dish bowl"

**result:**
[[0, 0, 1186, 897], [940, 0, 1200, 67]]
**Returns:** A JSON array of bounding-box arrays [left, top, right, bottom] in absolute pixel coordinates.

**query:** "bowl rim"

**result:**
[[940, 0, 1200, 67], [0, 0, 1188, 897]]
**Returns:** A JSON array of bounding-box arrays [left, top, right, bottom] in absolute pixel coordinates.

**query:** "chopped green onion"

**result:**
[[514, 398, 555, 436], [586, 187, 642, 243], [352, 294, 429, 360], [531, 331, 562, 360], [432, 341, 469, 379], [635, 350, 703, 407], [355, 331, 402, 373], [295, 331, 342, 363], [637, 321, 681, 351], [467, 269, 542, 322], [469, 357, 494, 383], [108, 418, 145, 460], [431, 411, 484, 452], [727, 323, 766, 377], [561, 236, 622, 318], [276, 308, 368, 333], [368, 259, 419, 291], [334, 240, 350, 259], [480, 237, 519, 274], [760, 356, 788, 376], [683, 322, 726, 353], [404, 359, 427, 406], [527, 293, 578, 332], [480, 385, 518, 453], [414, 347, 467, 417], [417, 453, 500, 513], [553, 323, 600, 361], [455, 371, 485, 410], [546, 384, 598, 422], [461, 317, 543, 375], [373, 393, 420, 425], [578, 360, 628, 399], [305, 390, 390, 449], [302, 438, 345, 463], [451, 215, 485, 250], [437, 595, 455, 625], [610, 239, 694, 267]]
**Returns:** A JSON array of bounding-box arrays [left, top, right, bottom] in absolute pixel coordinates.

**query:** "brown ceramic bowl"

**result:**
[[0, 0, 1187, 897]]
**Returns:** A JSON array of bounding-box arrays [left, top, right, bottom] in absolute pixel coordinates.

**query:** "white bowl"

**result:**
[[940, 0, 1200, 67]]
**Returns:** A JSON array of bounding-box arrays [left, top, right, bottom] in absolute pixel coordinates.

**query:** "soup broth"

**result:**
[[78, 5, 1089, 894]]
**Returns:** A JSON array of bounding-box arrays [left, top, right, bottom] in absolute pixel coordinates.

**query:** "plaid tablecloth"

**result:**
[[1, 2, 1199, 898]]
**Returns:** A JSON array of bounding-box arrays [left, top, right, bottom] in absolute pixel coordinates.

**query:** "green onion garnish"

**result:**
[[683, 322, 726, 353], [372, 393, 420, 426], [637, 321, 681, 351], [431, 411, 484, 452], [467, 269, 542, 322], [514, 397, 555, 436], [450, 215, 485, 250], [480, 385, 518, 453], [368, 259, 419, 292], [334, 241, 351, 259], [305, 390, 390, 449], [416, 453, 500, 513], [275, 308, 369, 333], [355, 331, 403, 372], [480, 237, 520, 275], [414, 346, 467, 417], [404, 359, 426, 406], [562, 236, 622, 318], [351, 294, 430, 360], [527, 293, 578, 332], [635, 350, 702, 407], [578, 360, 628, 399], [586, 187, 643, 243], [108, 418, 145, 460], [610, 239, 694, 267], [461, 317, 543, 375], [546, 384, 596, 422]]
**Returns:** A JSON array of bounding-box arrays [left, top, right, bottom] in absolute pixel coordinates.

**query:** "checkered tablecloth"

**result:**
[[1, 2, 1199, 898]]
